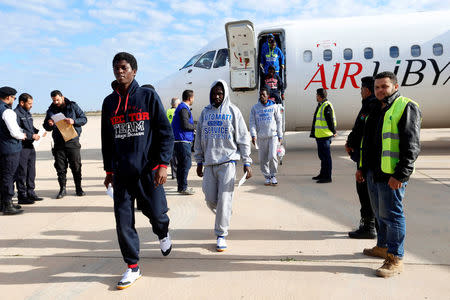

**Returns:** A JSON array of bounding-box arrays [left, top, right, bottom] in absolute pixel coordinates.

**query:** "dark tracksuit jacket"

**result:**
[[101, 79, 174, 264]]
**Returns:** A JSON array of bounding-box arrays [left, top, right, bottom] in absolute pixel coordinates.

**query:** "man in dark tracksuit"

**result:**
[[310, 88, 337, 183], [14, 93, 43, 204], [172, 89, 195, 195], [102, 52, 174, 290], [0, 86, 25, 215], [43, 90, 87, 198], [264, 65, 284, 104], [345, 77, 378, 239]]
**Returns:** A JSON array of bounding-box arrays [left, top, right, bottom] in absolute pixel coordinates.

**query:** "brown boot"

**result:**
[[376, 253, 403, 278], [363, 245, 388, 259]]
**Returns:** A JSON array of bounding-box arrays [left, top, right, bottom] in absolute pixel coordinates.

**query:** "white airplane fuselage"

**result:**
[[156, 11, 450, 130]]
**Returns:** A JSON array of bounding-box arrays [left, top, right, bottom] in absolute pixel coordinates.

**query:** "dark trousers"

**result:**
[[174, 142, 192, 192], [53, 143, 82, 185], [15, 147, 37, 198], [113, 170, 170, 265], [316, 138, 332, 179], [356, 180, 374, 219], [0, 152, 21, 205]]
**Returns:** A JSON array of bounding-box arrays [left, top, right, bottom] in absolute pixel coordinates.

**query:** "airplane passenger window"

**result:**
[[323, 49, 332, 61], [303, 50, 312, 62], [411, 45, 421, 57], [181, 54, 202, 69], [343, 48, 353, 60], [390, 46, 399, 58], [433, 43, 443, 56], [364, 47, 373, 59], [194, 50, 216, 69], [213, 49, 228, 68]]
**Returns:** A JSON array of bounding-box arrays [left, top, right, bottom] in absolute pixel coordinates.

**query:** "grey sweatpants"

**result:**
[[202, 162, 236, 237], [257, 136, 278, 179]]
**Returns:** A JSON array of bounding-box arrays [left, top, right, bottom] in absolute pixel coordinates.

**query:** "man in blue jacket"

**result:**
[[102, 52, 174, 290], [260, 37, 285, 76], [43, 90, 87, 198], [172, 89, 195, 195]]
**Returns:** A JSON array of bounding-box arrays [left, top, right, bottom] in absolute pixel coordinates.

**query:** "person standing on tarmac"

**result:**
[[310, 88, 337, 183], [43, 90, 87, 199], [14, 93, 43, 205], [0, 87, 25, 215], [102, 52, 174, 290], [166, 97, 181, 179], [358, 71, 421, 278], [195, 80, 252, 252], [345, 77, 378, 239], [172, 90, 195, 195], [249, 87, 282, 186]]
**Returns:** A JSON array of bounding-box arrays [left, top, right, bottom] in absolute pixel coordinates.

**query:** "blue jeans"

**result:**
[[316, 138, 332, 179], [366, 169, 407, 257], [174, 142, 192, 192]]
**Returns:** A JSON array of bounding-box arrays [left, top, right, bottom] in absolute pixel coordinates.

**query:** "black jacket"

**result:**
[[43, 98, 87, 147], [101, 80, 174, 178], [15, 105, 38, 149], [310, 99, 336, 139], [359, 91, 421, 182], [346, 94, 378, 162]]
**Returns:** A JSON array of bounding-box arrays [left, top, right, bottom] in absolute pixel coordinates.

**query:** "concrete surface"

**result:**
[[0, 116, 449, 300]]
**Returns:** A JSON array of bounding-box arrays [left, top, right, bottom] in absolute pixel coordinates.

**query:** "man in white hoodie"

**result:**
[[249, 87, 283, 185], [195, 80, 252, 252]]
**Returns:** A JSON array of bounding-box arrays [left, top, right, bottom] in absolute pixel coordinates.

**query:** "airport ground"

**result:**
[[0, 116, 449, 299]]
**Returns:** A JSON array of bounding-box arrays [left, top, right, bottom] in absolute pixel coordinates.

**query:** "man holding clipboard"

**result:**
[[43, 90, 87, 199]]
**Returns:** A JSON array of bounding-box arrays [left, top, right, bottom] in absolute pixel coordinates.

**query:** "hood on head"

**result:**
[[209, 79, 230, 108]]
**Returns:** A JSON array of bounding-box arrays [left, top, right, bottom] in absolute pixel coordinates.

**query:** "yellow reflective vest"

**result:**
[[314, 101, 337, 138], [166, 108, 176, 124]]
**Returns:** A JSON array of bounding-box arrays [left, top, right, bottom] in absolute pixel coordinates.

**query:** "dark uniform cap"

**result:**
[[0, 86, 17, 98]]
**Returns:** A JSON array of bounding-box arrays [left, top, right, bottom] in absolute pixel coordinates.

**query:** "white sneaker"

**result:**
[[271, 177, 278, 185], [159, 233, 172, 256], [117, 267, 142, 290], [179, 187, 195, 195], [264, 178, 271, 186], [216, 236, 227, 252]]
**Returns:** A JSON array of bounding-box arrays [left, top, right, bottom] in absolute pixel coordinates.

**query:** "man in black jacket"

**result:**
[[102, 52, 174, 290], [357, 71, 421, 278], [345, 77, 378, 239], [43, 90, 87, 198], [14, 93, 43, 204]]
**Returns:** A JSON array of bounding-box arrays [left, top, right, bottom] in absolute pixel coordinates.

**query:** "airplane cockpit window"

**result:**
[[364, 47, 373, 59], [213, 49, 228, 68], [411, 45, 421, 57], [323, 49, 332, 61], [390, 46, 399, 58], [343, 48, 353, 60], [194, 50, 216, 69], [181, 54, 202, 69], [303, 50, 312, 62], [433, 43, 443, 56]]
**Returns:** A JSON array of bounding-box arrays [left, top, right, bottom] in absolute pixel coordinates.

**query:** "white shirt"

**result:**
[[1, 109, 26, 140]]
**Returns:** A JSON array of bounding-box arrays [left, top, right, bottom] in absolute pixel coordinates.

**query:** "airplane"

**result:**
[[155, 10, 450, 131]]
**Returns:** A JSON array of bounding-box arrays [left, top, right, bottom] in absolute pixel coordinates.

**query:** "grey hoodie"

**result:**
[[249, 99, 282, 139], [194, 80, 252, 166]]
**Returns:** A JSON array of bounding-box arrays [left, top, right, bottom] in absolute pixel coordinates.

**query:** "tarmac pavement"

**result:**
[[0, 116, 449, 299]]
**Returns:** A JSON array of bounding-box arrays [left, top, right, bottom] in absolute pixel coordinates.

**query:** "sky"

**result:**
[[0, 0, 448, 113]]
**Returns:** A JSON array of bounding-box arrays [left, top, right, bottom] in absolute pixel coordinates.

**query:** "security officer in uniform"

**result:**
[[310, 88, 337, 183], [14, 93, 43, 204], [43, 90, 87, 199], [0, 87, 26, 215]]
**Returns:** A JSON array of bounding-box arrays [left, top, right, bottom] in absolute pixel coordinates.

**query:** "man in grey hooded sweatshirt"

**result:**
[[249, 87, 283, 186], [195, 80, 252, 252]]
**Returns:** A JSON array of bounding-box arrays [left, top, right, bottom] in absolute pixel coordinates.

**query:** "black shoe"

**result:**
[[18, 197, 35, 205], [3, 203, 24, 215], [312, 175, 322, 180], [76, 189, 86, 196], [28, 195, 43, 201], [14, 204, 22, 209], [316, 178, 332, 183], [56, 188, 66, 199], [348, 218, 376, 239]]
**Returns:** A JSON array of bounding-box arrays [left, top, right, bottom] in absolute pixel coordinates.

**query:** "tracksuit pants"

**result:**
[[113, 171, 170, 265], [202, 162, 236, 237], [257, 136, 278, 179], [15, 147, 37, 198]]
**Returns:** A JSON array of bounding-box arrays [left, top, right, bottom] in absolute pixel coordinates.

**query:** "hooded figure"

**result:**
[[194, 79, 252, 251]]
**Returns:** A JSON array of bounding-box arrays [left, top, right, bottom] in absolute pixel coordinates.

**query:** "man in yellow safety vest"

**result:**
[[356, 71, 421, 278]]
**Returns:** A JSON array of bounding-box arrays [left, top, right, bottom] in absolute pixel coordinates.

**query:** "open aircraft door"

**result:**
[[225, 20, 257, 91]]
